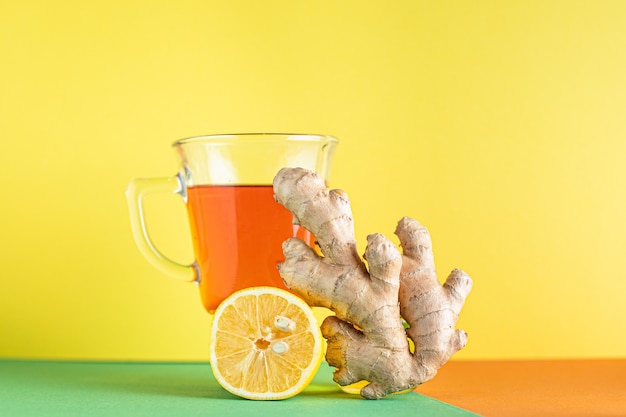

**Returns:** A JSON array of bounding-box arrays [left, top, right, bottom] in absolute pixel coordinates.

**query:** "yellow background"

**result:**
[[1, 0, 625, 361]]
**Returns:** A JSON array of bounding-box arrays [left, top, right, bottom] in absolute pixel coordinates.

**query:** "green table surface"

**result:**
[[0, 359, 480, 417]]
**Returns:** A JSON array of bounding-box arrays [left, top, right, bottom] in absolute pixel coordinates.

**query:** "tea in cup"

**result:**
[[126, 133, 338, 312]]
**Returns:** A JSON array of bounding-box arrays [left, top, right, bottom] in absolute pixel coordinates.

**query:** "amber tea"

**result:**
[[127, 133, 337, 314], [187, 185, 312, 312]]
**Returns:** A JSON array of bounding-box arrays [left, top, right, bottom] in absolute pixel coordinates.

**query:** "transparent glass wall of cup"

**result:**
[[126, 133, 338, 313]]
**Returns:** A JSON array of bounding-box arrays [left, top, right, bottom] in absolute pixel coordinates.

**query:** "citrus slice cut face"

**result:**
[[209, 286, 324, 400]]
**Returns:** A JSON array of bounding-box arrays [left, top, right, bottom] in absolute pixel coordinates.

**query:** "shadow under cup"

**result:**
[[126, 133, 338, 313]]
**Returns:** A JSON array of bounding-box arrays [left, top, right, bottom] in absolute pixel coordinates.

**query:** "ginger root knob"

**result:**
[[273, 167, 472, 399]]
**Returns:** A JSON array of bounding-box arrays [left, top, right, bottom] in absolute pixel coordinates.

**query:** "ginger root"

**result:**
[[273, 167, 472, 399]]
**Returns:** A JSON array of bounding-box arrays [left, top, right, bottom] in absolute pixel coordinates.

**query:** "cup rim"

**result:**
[[173, 133, 339, 147]]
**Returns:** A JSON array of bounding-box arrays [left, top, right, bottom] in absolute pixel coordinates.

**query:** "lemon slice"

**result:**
[[209, 286, 324, 400]]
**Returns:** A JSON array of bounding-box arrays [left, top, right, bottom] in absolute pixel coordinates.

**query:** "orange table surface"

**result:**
[[415, 359, 626, 417]]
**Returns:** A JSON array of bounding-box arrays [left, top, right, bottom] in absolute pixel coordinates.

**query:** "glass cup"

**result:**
[[126, 133, 338, 313]]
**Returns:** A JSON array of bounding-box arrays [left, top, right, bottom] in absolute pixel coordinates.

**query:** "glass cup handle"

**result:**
[[125, 173, 197, 283]]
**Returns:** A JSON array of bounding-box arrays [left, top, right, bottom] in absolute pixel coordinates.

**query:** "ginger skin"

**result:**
[[273, 167, 472, 399]]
